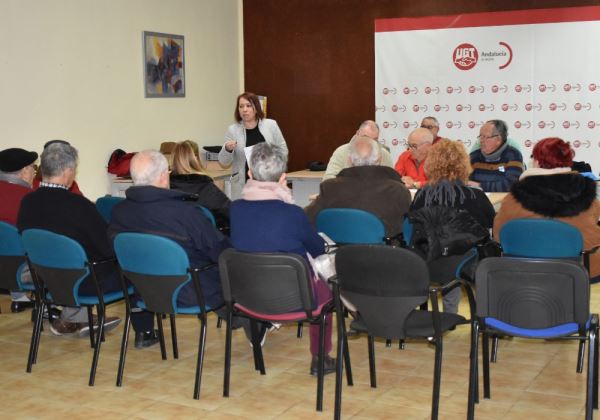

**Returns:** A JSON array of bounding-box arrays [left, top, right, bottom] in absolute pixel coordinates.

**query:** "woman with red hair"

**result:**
[[494, 137, 600, 280]]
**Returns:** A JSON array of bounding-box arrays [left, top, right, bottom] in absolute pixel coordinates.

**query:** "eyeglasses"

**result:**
[[407, 143, 422, 150], [420, 124, 437, 130], [477, 134, 500, 141]]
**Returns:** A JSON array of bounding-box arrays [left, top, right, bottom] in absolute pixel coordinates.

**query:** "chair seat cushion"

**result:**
[[135, 300, 211, 315], [78, 286, 135, 305], [350, 310, 467, 338], [484, 317, 591, 339], [234, 299, 332, 322]]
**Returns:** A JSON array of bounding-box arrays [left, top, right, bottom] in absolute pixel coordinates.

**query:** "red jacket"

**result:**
[[0, 181, 32, 225], [394, 150, 428, 184]]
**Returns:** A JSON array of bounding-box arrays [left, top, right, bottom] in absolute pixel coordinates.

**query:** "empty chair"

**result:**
[[113, 232, 214, 399], [21, 228, 129, 386], [95, 196, 125, 223], [331, 245, 473, 420], [218, 248, 341, 412], [468, 257, 599, 419]]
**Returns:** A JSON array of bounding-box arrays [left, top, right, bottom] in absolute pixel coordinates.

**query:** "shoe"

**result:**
[[50, 319, 79, 336], [135, 329, 160, 349], [310, 355, 336, 376], [11, 300, 35, 313], [77, 316, 122, 338]]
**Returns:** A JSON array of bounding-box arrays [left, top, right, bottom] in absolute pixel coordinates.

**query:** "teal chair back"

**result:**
[[316, 208, 386, 244]]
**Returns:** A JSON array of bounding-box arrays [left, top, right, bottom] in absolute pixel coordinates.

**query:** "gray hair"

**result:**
[[130, 150, 169, 186], [487, 119, 508, 143], [422, 116, 439, 127], [249, 142, 288, 182], [349, 135, 381, 167], [359, 120, 379, 132], [41, 142, 78, 178]]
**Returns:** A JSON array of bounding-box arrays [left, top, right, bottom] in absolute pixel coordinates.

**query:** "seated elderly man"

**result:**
[[468, 119, 524, 192], [0, 148, 38, 312], [109, 150, 233, 348], [394, 127, 434, 189], [323, 120, 394, 180], [306, 135, 411, 239], [17, 142, 121, 337], [420, 116, 443, 144]]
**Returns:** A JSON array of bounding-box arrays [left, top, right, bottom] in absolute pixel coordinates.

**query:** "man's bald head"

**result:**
[[407, 128, 434, 162], [130, 150, 170, 188], [349, 135, 381, 167], [357, 120, 379, 141]]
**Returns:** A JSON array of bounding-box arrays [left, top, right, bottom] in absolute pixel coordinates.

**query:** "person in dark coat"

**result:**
[[169, 140, 230, 230], [410, 139, 495, 313], [108, 150, 235, 347], [17, 142, 123, 337], [305, 135, 412, 239]]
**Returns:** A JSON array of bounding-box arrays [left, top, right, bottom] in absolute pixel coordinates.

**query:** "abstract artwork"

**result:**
[[143, 31, 185, 98]]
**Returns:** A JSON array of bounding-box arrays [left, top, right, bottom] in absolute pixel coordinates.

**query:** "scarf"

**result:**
[[519, 166, 573, 180], [241, 179, 294, 204], [482, 140, 508, 162], [0, 172, 31, 188]]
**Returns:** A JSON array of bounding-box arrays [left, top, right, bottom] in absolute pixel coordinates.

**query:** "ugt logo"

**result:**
[[453, 43, 478, 70]]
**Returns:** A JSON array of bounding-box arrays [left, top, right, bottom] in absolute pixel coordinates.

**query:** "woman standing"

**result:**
[[170, 141, 231, 230], [219, 92, 287, 199]]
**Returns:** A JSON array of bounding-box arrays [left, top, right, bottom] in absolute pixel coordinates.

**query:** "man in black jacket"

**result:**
[[17, 142, 125, 338], [108, 150, 234, 346]]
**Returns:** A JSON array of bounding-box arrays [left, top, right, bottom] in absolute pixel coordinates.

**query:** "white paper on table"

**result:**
[[244, 145, 256, 163]]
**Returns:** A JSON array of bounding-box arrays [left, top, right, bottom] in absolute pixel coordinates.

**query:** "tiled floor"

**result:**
[[0, 291, 597, 419]]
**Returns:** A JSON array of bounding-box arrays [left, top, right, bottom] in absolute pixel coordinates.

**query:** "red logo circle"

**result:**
[[538, 121, 546, 129], [563, 121, 570, 129], [525, 103, 533, 111], [589, 83, 597, 92], [446, 86, 454, 94], [392, 105, 398, 112], [549, 103, 557, 111], [446, 121, 453, 128], [383, 88, 389, 95], [574, 103, 582, 111], [403, 87, 410, 95], [478, 104, 486, 111], [468, 121, 476, 129], [453, 43, 478, 70], [515, 84, 522, 92], [392, 139, 399, 146], [563, 83, 572, 92], [589, 121, 596, 129], [501, 104, 509, 111], [573, 140, 581, 148], [424, 87, 432, 94], [514, 121, 522, 129], [468, 85, 476, 93], [403, 121, 410, 129], [383, 121, 389, 129], [524, 139, 532, 147], [491, 85, 499, 93], [412, 105, 420, 112], [539, 84, 547, 92], [434, 105, 441, 112], [456, 104, 463, 112]]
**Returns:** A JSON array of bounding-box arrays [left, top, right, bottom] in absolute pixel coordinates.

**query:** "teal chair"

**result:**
[[96, 196, 125, 223], [0, 222, 35, 313]]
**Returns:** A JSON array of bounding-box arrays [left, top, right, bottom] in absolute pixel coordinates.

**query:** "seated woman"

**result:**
[[169, 140, 231, 230], [410, 139, 495, 313], [494, 137, 600, 281], [229, 142, 335, 376]]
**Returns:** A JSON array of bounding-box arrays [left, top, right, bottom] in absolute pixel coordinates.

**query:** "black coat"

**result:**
[[108, 186, 231, 308]]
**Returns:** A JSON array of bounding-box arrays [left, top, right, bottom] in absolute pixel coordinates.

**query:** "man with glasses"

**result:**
[[468, 119, 524, 192], [420, 116, 443, 144], [323, 120, 394, 180], [394, 127, 434, 189]]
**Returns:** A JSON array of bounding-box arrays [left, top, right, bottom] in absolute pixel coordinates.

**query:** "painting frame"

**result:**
[[143, 31, 185, 98]]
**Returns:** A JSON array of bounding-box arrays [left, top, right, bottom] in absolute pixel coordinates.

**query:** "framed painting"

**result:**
[[143, 31, 185, 98]]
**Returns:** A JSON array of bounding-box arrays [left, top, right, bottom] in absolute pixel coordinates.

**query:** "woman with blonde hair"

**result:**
[[409, 139, 495, 313], [170, 140, 231, 229]]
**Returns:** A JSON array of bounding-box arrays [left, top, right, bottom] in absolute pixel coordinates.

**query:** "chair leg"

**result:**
[[216, 316, 223, 329], [385, 339, 392, 348], [334, 311, 345, 420], [116, 310, 131, 387], [594, 324, 599, 410], [193, 312, 207, 400], [87, 306, 95, 349], [32, 302, 44, 364], [368, 335, 377, 388], [170, 314, 178, 359], [297, 322, 303, 338], [491, 335, 499, 363], [467, 321, 479, 420], [482, 332, 491, 399], [249, 320, 265, 374], [98, 304, 105, 342], [26, 300, 44, 372], [586, 329, 596, 419], [340, 311, 353, 386], [156, 313, 167, 360], [88, 305, 105, 386], [316, 315, 326, 412], [578, 339, 586, 374], [399, 339, 405, 350], [431, 338, 443, 420], [223, 311, 233, 397]]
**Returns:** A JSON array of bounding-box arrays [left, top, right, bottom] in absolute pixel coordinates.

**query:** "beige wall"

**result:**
[[0, 0, 243, 200]]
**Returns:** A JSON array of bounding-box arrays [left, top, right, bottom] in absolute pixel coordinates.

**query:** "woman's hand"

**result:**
[[224, 140, 237, 152]]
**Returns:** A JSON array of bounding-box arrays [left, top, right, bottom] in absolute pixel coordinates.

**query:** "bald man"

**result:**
[[323, 120, 394, 180], [394, 128, 434, 188]]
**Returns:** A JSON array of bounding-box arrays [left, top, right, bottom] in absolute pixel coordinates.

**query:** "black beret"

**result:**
[[0, 148, 38, 172]]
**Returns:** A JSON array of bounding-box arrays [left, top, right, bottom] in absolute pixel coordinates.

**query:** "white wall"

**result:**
[[0, 0, 243, 200]]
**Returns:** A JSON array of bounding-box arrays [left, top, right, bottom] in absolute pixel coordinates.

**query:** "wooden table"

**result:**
[[286, 170, 324, 207]]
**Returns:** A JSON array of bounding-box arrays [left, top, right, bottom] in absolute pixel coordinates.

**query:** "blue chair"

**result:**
[[467, 257, 599, 419], [95, 196, 125, 223], [316, 208, 387, 245], [0, 222, 35, 313], [197, 205, 217, 227], [498, 218, 599, 370], [21, 228, 130, 385], [113, 233, 214, 400]]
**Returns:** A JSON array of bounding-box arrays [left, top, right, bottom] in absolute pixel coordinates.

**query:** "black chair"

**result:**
[[113, 232, 215, 399], [467, 257, 599, 420], [21, 228, 130, 386], [331, 245, 473, 420], [218, 248, 344, 411]]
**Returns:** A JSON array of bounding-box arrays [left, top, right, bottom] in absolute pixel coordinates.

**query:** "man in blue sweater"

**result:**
[[468, 119, 524, 192]]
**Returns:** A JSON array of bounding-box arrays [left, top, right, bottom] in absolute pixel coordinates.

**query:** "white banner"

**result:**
[[375, 6, 600, 172]]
